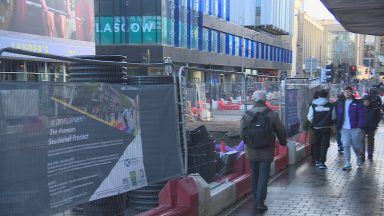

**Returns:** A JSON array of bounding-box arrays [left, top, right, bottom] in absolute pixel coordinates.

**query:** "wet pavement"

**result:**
[[220, 125, 384, 216]]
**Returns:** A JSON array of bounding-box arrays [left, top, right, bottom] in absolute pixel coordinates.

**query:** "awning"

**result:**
[[321, 0, 384, 36]]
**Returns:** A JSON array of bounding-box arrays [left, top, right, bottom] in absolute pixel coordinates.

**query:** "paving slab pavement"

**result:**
[[220, 124, 384, 216]]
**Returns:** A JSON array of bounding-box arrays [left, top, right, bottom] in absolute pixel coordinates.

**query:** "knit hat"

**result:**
[[253, 90, 267, 102]]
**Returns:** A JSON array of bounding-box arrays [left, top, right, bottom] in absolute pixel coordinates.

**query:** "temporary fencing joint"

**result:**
[[172, 68, 186, 179], [244, 74, 248, 111], [178, 66, 189, 177]]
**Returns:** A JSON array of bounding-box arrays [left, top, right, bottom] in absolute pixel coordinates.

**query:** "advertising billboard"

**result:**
[[0, 0, 95, 56]]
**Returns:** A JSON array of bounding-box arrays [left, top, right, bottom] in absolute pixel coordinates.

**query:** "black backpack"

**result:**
[[245, 108, 273, 149]]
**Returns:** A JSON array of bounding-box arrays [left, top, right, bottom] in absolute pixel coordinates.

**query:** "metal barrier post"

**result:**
[[244, 74, 248, 111], [210, 71, 213, 111], [178, 66, 189, 176]]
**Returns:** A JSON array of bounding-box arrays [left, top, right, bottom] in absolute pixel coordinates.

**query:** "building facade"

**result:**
[[290, 0, 302, 78], [95, 0, 292, 79], [230, 0, 294, 35], [320, 20, 364, 67], [294, 11, 325, 78]]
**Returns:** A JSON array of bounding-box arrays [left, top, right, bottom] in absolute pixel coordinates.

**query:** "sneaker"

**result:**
[[338, 147, 344, 152], [368, 154, 373, 160], [318, 163, 327, 169], [361, 155, 366, 162], [342, 165, 352, 171], [314, 160, 321, 167], [357, 157, 363, 166], [255, 203, 268, 212]]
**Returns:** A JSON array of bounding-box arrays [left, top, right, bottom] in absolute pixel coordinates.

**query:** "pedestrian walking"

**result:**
[[335, 93, 345, 152], [361, 95, 381, 160], [307, 90, 336, 169], [240, 90, 287, 212], [304, 90, 320, 164], [335, 87, 366, 171]]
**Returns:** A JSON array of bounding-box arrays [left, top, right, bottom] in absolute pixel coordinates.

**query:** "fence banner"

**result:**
[[284, 89, 300, 137], [0, 82, 183, 215]]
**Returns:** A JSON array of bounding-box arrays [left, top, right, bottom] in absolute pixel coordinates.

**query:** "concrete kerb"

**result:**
[[287, 139, 311, 165], [187, 149, 290, 216], [189, 174, 236, 216]]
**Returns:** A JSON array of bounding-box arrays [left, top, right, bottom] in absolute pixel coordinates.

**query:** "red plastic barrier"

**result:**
[[298, 131, 310, 145], [218, 99, 241, 110], [225, 154, 246, 181], [304, 144, 312, 156], [231, 154, 251, 201], [274, 140, 288, 172], [139, 177, 199, 216]]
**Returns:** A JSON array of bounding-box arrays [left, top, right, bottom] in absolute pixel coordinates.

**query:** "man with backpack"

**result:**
[[240, 90, 287, 213], [307, 90, 336, 169]]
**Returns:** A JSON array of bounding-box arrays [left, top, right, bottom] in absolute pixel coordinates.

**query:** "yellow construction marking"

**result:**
[[51, 97, 114, 127]]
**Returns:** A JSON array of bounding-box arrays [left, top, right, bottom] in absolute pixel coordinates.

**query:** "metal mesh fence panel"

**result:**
[[0, 79, 183, 215]]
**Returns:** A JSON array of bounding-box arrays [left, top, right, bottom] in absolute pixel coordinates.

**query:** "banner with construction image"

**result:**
[[0, 81, 183, 215]]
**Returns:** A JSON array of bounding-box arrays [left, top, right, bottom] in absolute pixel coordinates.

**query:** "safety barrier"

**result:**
[[137, 177, 199, 216]]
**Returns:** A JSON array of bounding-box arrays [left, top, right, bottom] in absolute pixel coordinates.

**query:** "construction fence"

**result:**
[[1, 48, 377, 216]]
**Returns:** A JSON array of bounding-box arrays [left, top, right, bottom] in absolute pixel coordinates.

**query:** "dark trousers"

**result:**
[[362, 129, 376, 156], [309, 128, 316, 160], [336, 130, 343, 149], [313, 128, 331, 163], [250, 161, 271, 204]]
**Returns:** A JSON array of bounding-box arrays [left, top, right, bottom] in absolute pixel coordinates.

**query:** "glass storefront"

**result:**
[[0, 59, 66, 82]]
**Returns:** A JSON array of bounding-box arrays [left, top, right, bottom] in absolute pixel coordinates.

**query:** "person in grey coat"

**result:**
[[240, 90, 287, 212]]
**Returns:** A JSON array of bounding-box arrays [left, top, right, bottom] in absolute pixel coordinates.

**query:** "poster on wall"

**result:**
[[0, 82, 184, 215]]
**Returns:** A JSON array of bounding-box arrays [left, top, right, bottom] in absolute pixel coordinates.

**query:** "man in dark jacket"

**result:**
[[240, 90, 287, 212], [361, 96, 381, 160], [307, 90, 336, 169], [336, 87, 365, 171], [335, 93, 345, 152], [305, 90, 320, 163]]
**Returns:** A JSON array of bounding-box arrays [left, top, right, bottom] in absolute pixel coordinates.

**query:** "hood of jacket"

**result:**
[[312, 97, 329, 106]]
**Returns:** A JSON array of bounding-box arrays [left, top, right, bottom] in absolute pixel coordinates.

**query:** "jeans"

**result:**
[[341, 128, 363, 167], [313, 128, 331, 163], [250, 161, 271, 204], [362, 129, 376, 156], [336, 130, 343, 150]]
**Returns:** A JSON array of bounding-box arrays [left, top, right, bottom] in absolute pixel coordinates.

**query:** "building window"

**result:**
[[251, 41, 255, 58], [234, 36, 239, 56], [256, 42, 260, 59]]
